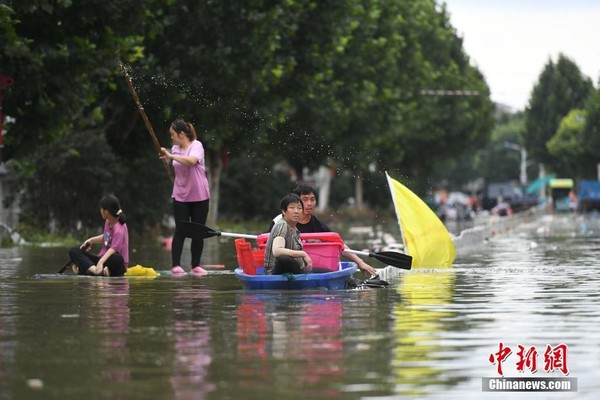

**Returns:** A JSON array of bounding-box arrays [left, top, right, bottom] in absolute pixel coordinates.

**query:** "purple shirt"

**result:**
[[171, 140, 211, 202], [98, 219, 129, 267]]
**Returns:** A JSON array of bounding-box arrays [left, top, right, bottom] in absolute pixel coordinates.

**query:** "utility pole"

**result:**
[[504, 141, 527, 186]]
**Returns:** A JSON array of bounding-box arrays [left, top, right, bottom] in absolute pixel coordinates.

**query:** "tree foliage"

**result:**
[[430, 110, 529, 190], [0, 0, 152, 158], [580, 87, 600, 178], [1, 0, 496, 233], [524, 54, 594, 168], [0, 0, 169, 232], [351, 2, 494, 193], [8, 129, 123, 232], [547, 109, 587, 177], [546, 86, 600, 180]]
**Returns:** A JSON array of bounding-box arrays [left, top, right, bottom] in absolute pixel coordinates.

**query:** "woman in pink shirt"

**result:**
[[69, 194, 129, 276], [160, 119, 211, 275]]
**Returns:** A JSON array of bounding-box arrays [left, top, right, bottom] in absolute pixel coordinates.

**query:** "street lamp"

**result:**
[[504, 141, 527, 186]]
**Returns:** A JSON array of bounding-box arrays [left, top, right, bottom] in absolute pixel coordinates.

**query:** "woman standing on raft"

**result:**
[[159, 119, 211, 275]]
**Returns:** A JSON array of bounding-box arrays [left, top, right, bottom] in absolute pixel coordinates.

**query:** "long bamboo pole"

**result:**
[[118, 61, 174, 183]]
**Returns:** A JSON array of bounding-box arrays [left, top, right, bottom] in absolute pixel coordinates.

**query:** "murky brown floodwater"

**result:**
[[0, 213, 598, 399]]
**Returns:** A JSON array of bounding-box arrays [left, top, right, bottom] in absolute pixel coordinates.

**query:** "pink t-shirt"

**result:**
[[98, 219, 129, 267], [171, 140, 211, 202]]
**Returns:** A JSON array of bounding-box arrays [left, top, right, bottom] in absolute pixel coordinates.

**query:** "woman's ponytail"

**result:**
[[171, 118, 197, 141], [116, 209, 127, 224], [100, 194, 127, 224]]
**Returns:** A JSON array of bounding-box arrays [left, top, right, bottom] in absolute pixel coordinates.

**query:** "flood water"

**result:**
[[0, 213, 599, 399]]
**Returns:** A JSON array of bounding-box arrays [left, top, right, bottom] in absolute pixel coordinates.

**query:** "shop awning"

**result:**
[[549, 178, 574, 189], [526, 175, 555, 194], [578, 181, 600, 201]]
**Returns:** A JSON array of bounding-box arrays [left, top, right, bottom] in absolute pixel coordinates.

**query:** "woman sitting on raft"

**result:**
[[69, 194, 129, 276], [264, 193, 330, 275]]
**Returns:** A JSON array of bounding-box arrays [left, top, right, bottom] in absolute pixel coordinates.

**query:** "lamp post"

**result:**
[[504, 141, 527, 186]]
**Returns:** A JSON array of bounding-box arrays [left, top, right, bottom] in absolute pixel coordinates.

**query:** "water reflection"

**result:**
[[393, 269, 458, 396], [169, 286, 215, 399], [0, 279, 18, 395], [85, 279, 131, 383], [2, 214, 600, 399], [235, 293, 344, 398], [0, 246, 22, 279]]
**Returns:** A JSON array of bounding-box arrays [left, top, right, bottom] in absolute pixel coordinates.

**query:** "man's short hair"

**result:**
[[293, 183, 317, 199]]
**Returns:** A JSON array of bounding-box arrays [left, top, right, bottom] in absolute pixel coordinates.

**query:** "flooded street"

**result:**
[[0, 213, 598, 399]]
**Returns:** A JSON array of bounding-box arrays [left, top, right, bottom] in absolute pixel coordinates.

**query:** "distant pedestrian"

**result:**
[[491, 196, 512, 217]]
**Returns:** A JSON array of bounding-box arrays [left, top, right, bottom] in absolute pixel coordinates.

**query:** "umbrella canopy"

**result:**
[[526, 175, 556, 194]]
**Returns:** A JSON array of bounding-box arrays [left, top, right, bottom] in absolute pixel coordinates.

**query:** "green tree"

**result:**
[[524, 54, 593, 168], [0, 0, 503, 235], [218, 153, 291, 222], [0, 0, 170, 233], [431, 110, 530, 190], [0, 0, 151, 157], [578, 86, 600, 179], [302, 1, 494, 200], [365, 2, 493, 195], [9, 130, 124, 233], [136, 1, 356, 224], [261, 0, 373, 179], [547, 109, 587, 177]]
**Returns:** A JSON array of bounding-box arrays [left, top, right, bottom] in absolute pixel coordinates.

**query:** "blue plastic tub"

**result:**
[[234, 262, 357, 290]]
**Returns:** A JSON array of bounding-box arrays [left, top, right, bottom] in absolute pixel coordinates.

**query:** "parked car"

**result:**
[[483, 181, 538, 213]]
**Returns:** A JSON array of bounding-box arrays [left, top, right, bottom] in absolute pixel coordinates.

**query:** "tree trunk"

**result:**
[[316, 165, 332, 212], [354, 172, 364, 209], [206, 150, 223, 226], [290, 159, 304, 182]]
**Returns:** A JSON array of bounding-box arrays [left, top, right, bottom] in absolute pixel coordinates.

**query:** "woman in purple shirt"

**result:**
[[69, 194, 129, 276], [160, 119, 211, 275]]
